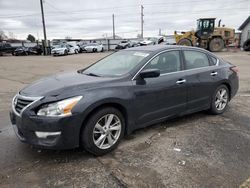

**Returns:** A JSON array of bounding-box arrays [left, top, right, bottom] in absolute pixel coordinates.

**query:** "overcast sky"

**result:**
[[0, 0, 249, 40]]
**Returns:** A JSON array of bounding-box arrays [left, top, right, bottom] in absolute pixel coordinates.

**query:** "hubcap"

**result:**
[[215, 88, 228, 111], [93, 114, 121, 149]]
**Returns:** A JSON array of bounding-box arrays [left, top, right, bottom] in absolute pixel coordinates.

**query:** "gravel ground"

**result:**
[[0, 50, 249, 188]]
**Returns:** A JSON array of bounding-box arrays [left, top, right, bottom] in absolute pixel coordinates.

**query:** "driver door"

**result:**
[[132, 50, 187, 127]]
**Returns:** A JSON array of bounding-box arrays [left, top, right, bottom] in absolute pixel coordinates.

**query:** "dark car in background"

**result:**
[[0, 42, 16, 56], [10, 45, 239, 156], [13, 46, 43, 56]]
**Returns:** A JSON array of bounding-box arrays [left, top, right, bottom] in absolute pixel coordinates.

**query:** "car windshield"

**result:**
[[53, 44, 65, 48], [82, 51, 149, 77]]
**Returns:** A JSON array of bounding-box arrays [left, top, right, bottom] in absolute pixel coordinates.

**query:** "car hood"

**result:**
[[140, 40, 153, 45], [20, 71, 117, 97]]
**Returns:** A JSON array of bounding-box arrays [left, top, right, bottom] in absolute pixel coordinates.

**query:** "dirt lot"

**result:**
[[0, 51, 250, 188]]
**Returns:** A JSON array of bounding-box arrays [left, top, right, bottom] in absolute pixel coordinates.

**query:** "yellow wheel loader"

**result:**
[[174, 18, 235, 52]]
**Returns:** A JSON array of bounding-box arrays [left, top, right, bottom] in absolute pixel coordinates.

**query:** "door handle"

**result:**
[[210, 71, 218, 76], [176, 79, 186, 84]]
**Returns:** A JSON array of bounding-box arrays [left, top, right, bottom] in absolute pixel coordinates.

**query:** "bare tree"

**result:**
[[0, 30, 7, 41]]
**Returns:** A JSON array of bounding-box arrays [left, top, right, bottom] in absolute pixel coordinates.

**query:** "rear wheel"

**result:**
[[209, 85, 229, 114], [64, 50, 68, 55], [209, 38, 224, 52], [81, 107, 125, 156], [177, 38, 192, 46]]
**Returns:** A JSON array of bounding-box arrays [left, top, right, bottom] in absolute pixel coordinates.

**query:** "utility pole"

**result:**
[[40, 0, 47, 55], [159, 28, 161, 36], [140, 5, 144, 39], [112, 14, 115, 39]]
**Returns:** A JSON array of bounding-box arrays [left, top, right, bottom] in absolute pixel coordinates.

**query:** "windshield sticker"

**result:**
[[133, 52, 149, 57]]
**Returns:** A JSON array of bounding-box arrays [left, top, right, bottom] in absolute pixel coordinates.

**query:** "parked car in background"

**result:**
[[51, 44, 77, 56], [13, 47, 30, 56], [84, 43, 104, 52], [115, 40, 131, 50], [130, 40, 141, 47], [0, 42, 16, 56], [77, 41, 88, 53], [140, 36, 164, 46], [68, 44, 80, 54], [10, 45, 239, 156], [67, 41, 80, 53], [51, 44, 69, 56], [13, 46, 43, 56]]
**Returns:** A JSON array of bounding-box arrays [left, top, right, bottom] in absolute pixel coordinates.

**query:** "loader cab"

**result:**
[[195, 18, 215, 39]]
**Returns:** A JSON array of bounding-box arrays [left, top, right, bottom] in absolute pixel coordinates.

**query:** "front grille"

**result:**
[[15, 97, 34, 114]]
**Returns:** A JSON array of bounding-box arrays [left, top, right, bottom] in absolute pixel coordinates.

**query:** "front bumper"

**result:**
[[51, 51, 64, 55], [9, 110, 83, 150]]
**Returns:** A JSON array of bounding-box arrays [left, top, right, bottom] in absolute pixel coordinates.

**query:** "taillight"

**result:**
[[230, 66, 239, 75]]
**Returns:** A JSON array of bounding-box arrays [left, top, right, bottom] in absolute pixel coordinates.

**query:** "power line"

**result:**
[[0, 0, 248, 18]]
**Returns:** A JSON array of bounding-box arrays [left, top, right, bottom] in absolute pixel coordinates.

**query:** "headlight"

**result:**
[[37, 96, 82, 117]]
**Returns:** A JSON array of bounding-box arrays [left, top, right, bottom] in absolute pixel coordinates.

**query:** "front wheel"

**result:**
[[209, 38, 224, 52], [209, 85, 229, 114], [177, 38, 193, 46], [81, 107, 125, 156]]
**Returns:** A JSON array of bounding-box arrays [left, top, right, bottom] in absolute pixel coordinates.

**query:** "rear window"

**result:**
[[183, 50, 209, 69]]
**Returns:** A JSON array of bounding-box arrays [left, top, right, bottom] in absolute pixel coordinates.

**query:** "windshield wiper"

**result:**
[[84, 72, 101, 77]]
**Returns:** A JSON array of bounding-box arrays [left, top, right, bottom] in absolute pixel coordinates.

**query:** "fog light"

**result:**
[[35, 131, 61, 138]]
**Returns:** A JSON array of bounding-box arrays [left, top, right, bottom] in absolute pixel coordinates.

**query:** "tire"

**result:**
[[64, 50, 68, 55], [81, 107, 125, 156], [177, 38, 192, 46], [209, 85, 229, 115], [92, 48, 97, 53], [101, 48, 104, 52], [209, 38, 224, 52]]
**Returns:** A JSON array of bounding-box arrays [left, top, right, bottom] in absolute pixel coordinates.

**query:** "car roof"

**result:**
[[125, 45, 210, 53]]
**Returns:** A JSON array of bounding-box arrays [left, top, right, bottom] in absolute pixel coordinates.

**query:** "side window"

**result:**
[[145, 51, 181, 74], [183, 51, 209, 69]]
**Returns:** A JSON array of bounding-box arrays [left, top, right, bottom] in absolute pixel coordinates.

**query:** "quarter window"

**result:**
[[183, 51, 209, 69], [210, 56, 218, 65], [145, 51, 181, 74]]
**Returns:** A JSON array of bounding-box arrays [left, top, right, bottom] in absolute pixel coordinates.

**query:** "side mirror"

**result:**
[[139, 69, 160, 79]]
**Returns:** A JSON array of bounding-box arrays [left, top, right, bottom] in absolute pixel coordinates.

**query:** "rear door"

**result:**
[[132, 50, 187, 126], [182, 49, 219, 113]]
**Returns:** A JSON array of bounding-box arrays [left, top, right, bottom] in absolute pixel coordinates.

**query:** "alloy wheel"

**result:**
[[93, 114, 122, 149], [215, 88, 228, 111]]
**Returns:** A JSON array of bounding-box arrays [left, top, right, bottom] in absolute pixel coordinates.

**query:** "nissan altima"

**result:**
[[10, 45, 239, 156]]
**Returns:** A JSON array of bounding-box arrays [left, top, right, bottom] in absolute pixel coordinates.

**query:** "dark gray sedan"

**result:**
[[10, 45, 239, 155]]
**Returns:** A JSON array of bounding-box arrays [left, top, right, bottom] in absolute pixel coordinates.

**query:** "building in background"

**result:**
[[238, 16, 250, 47]]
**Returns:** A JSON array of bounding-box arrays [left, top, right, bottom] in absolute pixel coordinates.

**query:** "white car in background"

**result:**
[[67, 41, 80, 54], [51, 44, 69, 56], [140, 36, 164, 46], [84, 43, 104, 52], [51, 44, 77, 56]]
